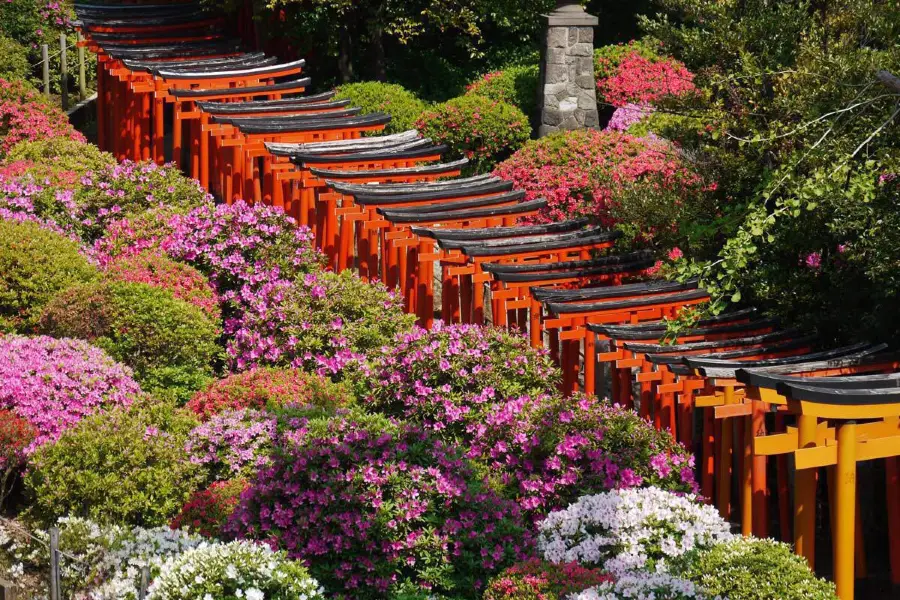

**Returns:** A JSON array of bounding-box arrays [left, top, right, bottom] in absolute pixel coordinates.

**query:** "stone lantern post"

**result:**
[[536, 0, 600, 137]]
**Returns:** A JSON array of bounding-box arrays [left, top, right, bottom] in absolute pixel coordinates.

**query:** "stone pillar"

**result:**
[[536, 1, 599, 137]]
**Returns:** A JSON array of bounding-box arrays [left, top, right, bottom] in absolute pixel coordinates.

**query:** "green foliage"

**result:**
[[6, 137, 115, 176], [39, 280, 222, 401], [0, 36, 32, 83], [271, 269, 416, 371], [25, 396, 204, 527], [0, 219, 97, 333], [678, 538, 838, 600], [417, 95, 531, 174], [641, 0, 900, 341], [335, 82, 427, 134], [465, 64, 540, 120]]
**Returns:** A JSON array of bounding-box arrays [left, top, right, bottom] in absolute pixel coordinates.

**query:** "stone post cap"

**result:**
[[545, 0, 598, 27]]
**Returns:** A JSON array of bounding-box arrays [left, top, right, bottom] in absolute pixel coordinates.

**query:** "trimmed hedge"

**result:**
[[416, 95, 531, 174], [39, 280, 221, 401], [465, 64, 540, 121], [335, 82, 427, 135], [0, 219, 97, 333]]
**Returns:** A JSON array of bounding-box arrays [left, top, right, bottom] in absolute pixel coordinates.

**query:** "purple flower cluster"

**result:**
[[360, 322, 558, 433], [163, 200, 322, 293], [0, 174, 81, 242], [227, 270, 413, 374], [0, 335, 142, 452], [469, 394, 698, 519], [606, 103, 655, 132], [185, 409, 277, 481], [230, 414, 532, 598]]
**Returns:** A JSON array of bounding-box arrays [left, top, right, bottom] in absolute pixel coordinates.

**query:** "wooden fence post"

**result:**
[[49, 527, 60, 600], [41, 44, 50, 96], [138, 566, 150, 600], [77, 32, 87, 99], [59, 34, 68, 111], [0, 580, 18, 600]]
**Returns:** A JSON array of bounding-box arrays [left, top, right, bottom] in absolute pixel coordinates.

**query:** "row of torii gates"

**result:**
[[76, 2, 899, 597]]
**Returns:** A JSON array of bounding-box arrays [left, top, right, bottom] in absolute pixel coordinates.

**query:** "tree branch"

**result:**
[[877, 70, 900, 94]]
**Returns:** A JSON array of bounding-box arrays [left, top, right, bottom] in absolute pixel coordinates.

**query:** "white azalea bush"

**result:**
[[145, 540, 325, 600], [568, 572, 716, 600], [538, 487, 733, 574], [0, 517, 202, 600]]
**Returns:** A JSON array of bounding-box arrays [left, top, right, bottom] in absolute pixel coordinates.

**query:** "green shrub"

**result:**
[[416, 95, 531, 174], [39, 280, 221, 401], [465, 64, 539, 120], [335, 82, 428, 134], [25, 397, 204, 527], [0, 37, 32, 83], [0, 219, 97, 332], [678, 538, 838, 600], [5, 138, 115, 177]]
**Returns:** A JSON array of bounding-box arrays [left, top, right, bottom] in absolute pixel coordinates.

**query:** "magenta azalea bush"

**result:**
[[0, 78, 85, 156], [185, 409, 277, 482], [91, 206, 178, 265], [471, 394, 698, 517], [104, 252, 220, 321], [187, 367, 353, 421], [493, 129, 710, 235], [162, 200, 323, 294], [0, 334, 141, 452], [358, 322, 558, 434], [230, 413, 532, 598], [229, 270, 414, 374]]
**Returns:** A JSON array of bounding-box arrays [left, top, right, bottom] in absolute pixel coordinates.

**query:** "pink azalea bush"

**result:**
[[185, 409, 276, 482], [187, 367, 352, 421], [0, 78, 85, 156], [228, 269, 414, 374], [470, 394, 698, 518], [0, 334, 142, 452], [594, 44, 696, 107], [493, 129, 709, 233], [230, 413, 532, 598], [162, 200, 323, 294], [91, 206, 177, 265], [359, 322, 558, 434], [104, 252, 221, 321]]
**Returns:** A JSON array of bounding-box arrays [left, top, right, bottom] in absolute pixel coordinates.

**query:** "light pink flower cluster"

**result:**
[[0, 335, 142, 452]]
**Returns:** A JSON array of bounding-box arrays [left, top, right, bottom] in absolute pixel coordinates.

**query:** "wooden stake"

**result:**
[[77, 32, 87, 99], [59, 34, 68, 111], [49, 527, 60, 600], [41, 44, 50, 96]]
